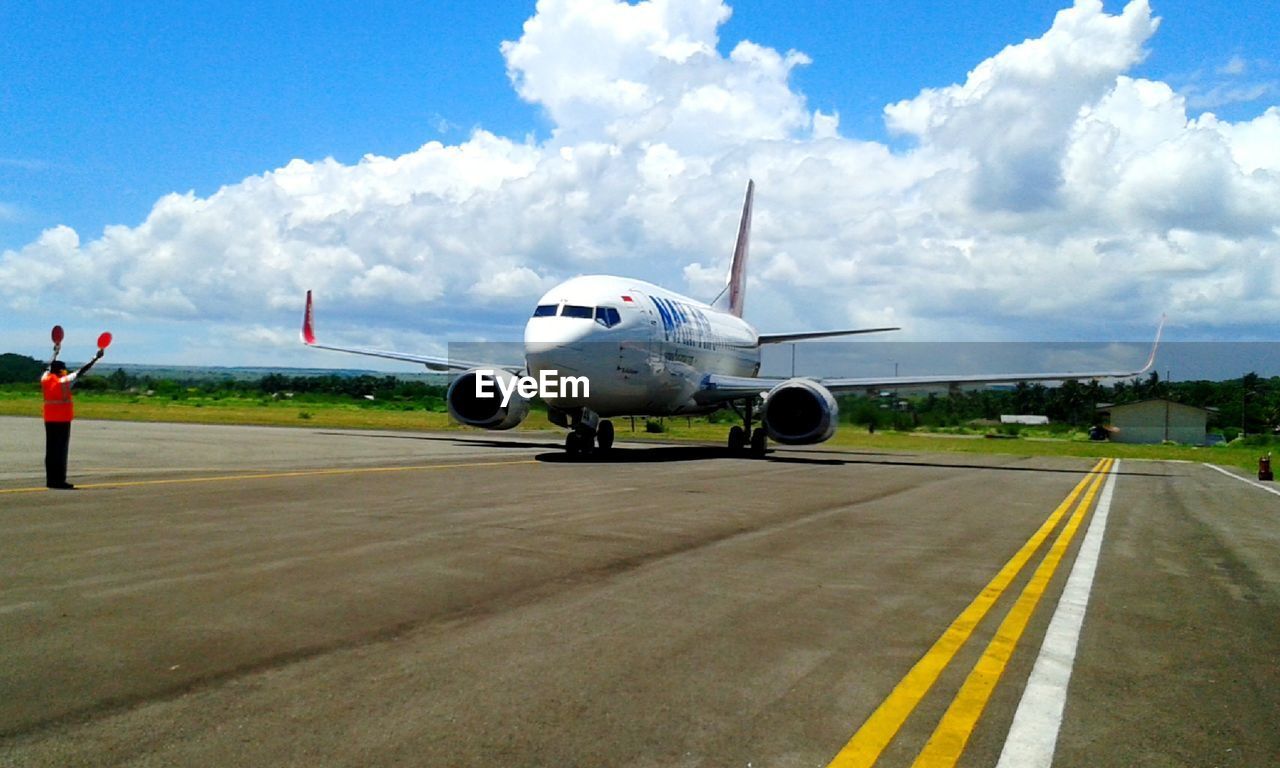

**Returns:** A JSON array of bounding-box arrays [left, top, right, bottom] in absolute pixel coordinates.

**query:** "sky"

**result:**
[[2, 0, 1278, 373]]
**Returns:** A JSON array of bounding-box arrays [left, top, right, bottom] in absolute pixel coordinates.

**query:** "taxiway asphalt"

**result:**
[[1, 417, 1277, 767]]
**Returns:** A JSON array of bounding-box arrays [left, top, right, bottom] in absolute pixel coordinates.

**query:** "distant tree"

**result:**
[[1012, 382, 1047, 415], [1140, 370, 1161, 399], [108, 368, 130, 391], [1241, 372, 1263, 435], [0, 353, 44, 384]]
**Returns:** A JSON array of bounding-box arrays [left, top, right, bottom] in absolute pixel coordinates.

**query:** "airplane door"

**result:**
[[629, 290, 663, 374], [622, 291, 665, 408]]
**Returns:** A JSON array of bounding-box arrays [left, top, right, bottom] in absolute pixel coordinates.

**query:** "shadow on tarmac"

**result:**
[[318, 431, 564, 451], [319, 431, 1178, 476], [538, 448, 1174, 475], [537, 445, 746, 464]]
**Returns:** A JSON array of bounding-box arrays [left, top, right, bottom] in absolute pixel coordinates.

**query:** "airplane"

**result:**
[[301, 180, 1161, 457]]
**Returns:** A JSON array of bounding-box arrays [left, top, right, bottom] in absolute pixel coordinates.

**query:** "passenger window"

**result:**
[[533, 304, 558, 317], [562, 305, 593, 319]]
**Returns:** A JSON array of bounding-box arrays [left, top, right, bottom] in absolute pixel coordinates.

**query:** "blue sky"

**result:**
[[2, 3, 533, 250], [4, 0, 1274, 253], [2, 1, 1278, 369]]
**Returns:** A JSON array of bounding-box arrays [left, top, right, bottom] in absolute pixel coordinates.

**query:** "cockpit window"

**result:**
[[535, 304, 621, 326], [596, 307, 621, 328]]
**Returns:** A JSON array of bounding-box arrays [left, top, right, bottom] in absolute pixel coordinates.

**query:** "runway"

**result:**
[[1, 416, 1277, 767]]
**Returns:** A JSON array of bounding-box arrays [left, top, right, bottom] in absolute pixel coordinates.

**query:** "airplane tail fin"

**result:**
[[712, 180, 753, 318], [302, 290, 317, 345]]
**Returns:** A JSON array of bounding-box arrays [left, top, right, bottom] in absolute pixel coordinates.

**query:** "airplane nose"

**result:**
[[523, 318, 594, 351], [524, 319, 589, 373]]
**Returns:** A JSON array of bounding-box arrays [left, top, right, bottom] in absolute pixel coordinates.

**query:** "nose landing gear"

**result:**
[[563, 409, 614, 456], [565, 431, 591, 455]]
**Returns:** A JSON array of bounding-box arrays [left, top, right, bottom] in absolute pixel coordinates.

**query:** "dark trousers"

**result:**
[[44, 421, 71, 487]]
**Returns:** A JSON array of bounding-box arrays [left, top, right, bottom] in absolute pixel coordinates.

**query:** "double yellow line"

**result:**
[[828, 458, 1114, 768]]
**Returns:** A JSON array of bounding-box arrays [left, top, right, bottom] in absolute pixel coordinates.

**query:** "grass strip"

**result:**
[[0, 391, 1268, 473]]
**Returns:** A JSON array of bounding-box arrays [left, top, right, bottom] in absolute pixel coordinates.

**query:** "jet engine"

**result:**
[[446, 368, 530, 430], [761, 378, 839, 445]]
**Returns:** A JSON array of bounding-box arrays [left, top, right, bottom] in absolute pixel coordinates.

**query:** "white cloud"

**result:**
[[500, 0, 814, 151], [0, 226, 79, 310], [885, 0, 1159, 211], [1218, 55, 1247, 77], [467, 266, 554, 301], [1207, 106, 1280, 173], [2, 0, 1279, 366], [1175, 54, 1278, 112]]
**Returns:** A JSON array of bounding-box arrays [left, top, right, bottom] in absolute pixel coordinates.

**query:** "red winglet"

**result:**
[[302, 290, 317, 345]]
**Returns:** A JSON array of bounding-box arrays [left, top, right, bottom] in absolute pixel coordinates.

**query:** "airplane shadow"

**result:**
[[538, 445, 1177, 476], [759, 454, 1175, 477], [318, 431, 564, 451], [537, 445, 747, 464], [320, 431, 1177, 476], [322, 430, 899, 461]]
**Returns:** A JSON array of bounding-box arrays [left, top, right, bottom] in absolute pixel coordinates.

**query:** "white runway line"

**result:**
[[0, 601, 47, 615], [995, 460, 1120, 768], [1204, 463, 1280, 498]]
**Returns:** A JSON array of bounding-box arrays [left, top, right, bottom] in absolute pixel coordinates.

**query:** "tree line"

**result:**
[[0, 354, 447, 407], [838, 372, 1278, 439], [3, 353, 1276, 437]]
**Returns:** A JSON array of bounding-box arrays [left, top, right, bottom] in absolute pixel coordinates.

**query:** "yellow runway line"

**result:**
[[826, 458, 1109, 768], [0, 458, 539, 495], [910, 459, 1112, 767]]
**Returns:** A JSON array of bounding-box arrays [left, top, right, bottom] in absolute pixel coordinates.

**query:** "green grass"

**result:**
[[0, 389, 473, 431], [0, 390, 1271, 474]]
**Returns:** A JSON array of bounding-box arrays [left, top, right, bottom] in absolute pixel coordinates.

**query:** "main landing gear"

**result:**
[[562, 409, 614, 456], [727, 399, 768, 458]]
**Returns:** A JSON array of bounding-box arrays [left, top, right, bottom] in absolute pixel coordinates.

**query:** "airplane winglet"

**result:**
[[297, 289, 521, 372], [302, 290, 317, 345], [727, 179, 753, 318], [1139, 314, 1166, 374], [712, 180, 754, 318]]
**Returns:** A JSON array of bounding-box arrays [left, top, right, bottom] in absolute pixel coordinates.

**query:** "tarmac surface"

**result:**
[[1, 416, 1277, 767]]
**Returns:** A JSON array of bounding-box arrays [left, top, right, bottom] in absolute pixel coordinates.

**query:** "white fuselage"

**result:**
[[523, 275, 760, 417]]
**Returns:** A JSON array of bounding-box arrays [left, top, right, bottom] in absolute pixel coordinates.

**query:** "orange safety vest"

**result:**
[[41, 372, 74, 422]]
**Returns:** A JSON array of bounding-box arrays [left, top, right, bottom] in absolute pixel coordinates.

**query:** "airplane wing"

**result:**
[[757, 327, 900, 344], [696, 318, 1164, 404], [300, 291, 523, 373]]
